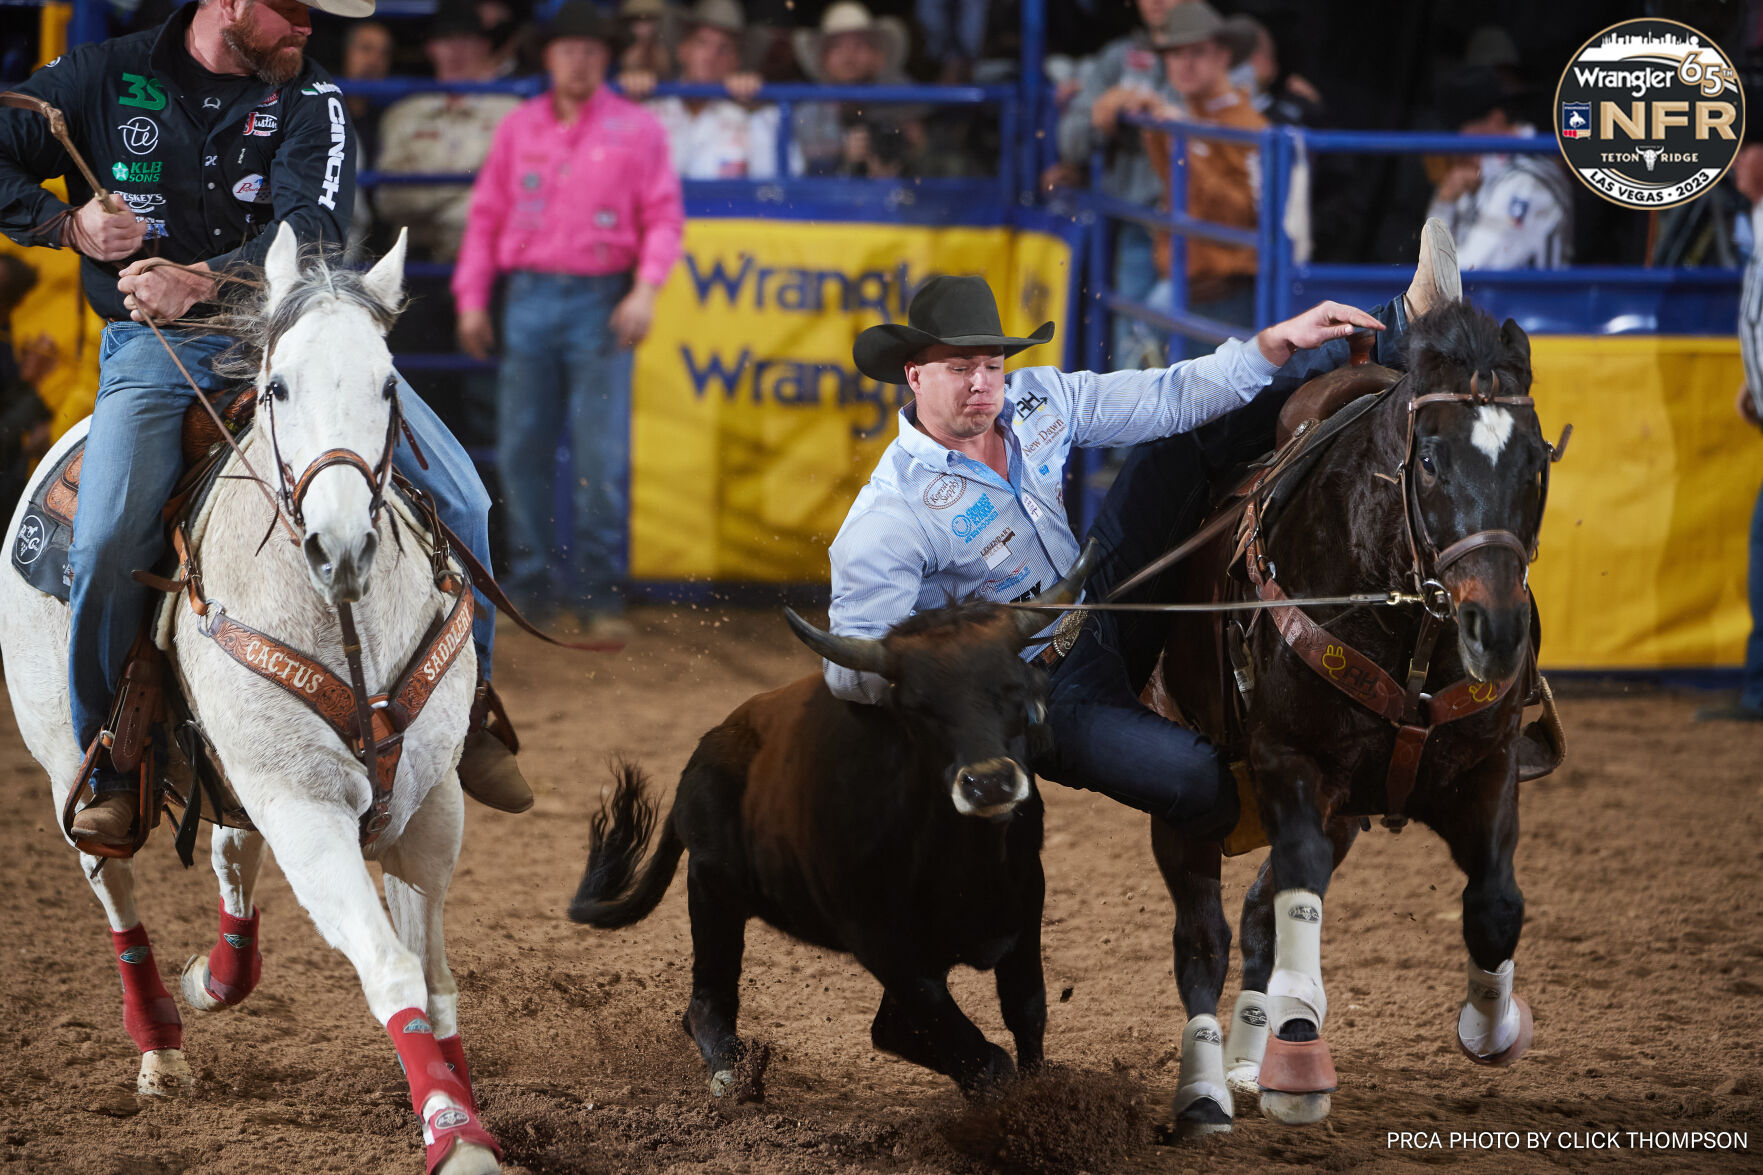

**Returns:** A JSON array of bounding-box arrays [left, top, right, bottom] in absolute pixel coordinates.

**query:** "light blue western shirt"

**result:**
[[825, 336, 1282, 702]]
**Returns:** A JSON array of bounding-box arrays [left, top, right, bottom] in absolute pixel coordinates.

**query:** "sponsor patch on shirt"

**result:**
[[951, 493, 998, 544], [232, 173, 268, 203], [244, 112, 278, 137], [922, 473, 965, 510], [981, 528, 1016, 570]]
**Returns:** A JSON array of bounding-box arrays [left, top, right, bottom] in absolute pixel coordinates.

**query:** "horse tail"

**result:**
[[567, 759, 683, 929]]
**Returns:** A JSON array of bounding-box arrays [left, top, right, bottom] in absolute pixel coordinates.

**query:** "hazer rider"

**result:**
[[0, 0, 533, 845], [826, 222, 1461, 855]]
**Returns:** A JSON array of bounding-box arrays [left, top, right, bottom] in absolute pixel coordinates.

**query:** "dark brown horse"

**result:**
[[1148, 300, 1563, 1135]]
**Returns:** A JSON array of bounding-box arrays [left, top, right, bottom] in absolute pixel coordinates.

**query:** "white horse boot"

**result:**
[[1457, 958, 1534, 1065], [1259, 889, 1335, 1124], [1224, 989, 1269, 1095], [1172, 1014, 1232, 1137]]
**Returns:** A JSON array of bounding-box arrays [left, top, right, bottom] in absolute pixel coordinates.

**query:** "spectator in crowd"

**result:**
[[454, 1, 683, 635], [1221, 13, 1323, 127], [916, 0, 988, 84], [617, 0, 678, 93], [1143, 1, 1264, 334], [1427, 65, 1573, 270], [340, 18, 394, 224], [1701, 127, 1763, 723], [0, 254, 54, 510], [1049, 0, 1181, 366], [790, 2, 922, 178], [375, 3, 522, 263], [648, 0, 779, 179]]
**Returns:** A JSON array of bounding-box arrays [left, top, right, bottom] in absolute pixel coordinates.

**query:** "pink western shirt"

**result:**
[[452, 87, 684, 313]]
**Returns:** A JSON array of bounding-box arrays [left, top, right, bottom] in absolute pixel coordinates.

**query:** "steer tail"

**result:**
[[567, 759, 684, 928]]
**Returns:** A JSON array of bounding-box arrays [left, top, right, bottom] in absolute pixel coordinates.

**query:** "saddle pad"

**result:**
[[11, 440, 83, 600]]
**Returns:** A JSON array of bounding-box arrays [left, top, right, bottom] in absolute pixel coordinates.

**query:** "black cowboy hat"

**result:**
[[541, 1, 628, 49], [853, 275, 1054, 386]]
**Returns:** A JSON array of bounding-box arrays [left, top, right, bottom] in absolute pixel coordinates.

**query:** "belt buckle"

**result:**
[[1051, 608, 1088, 658]]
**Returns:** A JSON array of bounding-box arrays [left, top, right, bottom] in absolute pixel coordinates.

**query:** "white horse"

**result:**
[[0, 224, 500, 1175]]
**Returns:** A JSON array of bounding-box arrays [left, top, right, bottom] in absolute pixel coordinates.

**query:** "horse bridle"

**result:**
[[258, 371, 403, 532], [1396, 372, 1568, 621]]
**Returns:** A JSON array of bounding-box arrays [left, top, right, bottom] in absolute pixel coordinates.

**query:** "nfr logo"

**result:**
[[1560, 102, 1591, 138], [950, 493, 997, 543]]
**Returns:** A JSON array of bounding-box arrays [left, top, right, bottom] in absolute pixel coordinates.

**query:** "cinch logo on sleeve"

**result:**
[[317, 96, 346, 210]]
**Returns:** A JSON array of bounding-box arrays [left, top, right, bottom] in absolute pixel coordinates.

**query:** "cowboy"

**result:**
[[645, 0, 778, 180], [453, 1, 684, 635], [825, 222, 1461, 834], [789, 1, 918, 178], [0, 0, 535, 844]]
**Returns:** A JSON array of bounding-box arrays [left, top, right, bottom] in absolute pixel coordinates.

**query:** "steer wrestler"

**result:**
[[824, 220, 1461, 835]]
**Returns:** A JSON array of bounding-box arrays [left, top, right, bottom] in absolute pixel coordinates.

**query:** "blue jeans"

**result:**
[[1746, 477, 1763, 711], [1034, 297, 1409, 831], [69, 324, 495, 754], [496, 271, 633, 615]]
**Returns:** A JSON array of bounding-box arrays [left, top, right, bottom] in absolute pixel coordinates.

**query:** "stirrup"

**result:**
[[61, 734, 157, 860], [469, 678, 520, 755]]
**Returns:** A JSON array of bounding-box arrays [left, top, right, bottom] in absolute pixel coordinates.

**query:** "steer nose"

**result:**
[[304, 530, 378, 603], [951, 757, 1031, 819]]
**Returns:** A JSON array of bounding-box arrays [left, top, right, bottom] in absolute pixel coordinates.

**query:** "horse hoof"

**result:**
[[179, 955, 227, 1013], [1174, 1096, 1233, 1139], [1459, 996, 1534, 1067], [708, 1069, 736, 1098], [435, 1140, 501, 1175], [137, 1048, 193, 1097], [1260, 1089, 1331, 1125], [1225, 1062, 1262, 1097]]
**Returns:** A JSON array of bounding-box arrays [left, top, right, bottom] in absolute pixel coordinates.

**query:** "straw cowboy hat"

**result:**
[[679, 0, 744, 36], [308, 0, 377, 17], [792, 1, 909, 82], [854, 276, 1054, 386]]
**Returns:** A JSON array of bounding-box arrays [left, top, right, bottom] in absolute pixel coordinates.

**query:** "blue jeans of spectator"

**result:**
[[1746, 478, 1763, 711], [70, 324, 495, 767], [1111, 224, 1158, 368], [1033, 296, 1409, 831], [496, 271, 633, 616]]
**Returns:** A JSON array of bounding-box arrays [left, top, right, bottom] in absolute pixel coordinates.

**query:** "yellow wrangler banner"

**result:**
[[631, 220, 1071, 583], [1529, 335, 1761, 670]]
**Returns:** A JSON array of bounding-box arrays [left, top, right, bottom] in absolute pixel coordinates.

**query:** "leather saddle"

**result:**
[[13, 388, 256, 602]]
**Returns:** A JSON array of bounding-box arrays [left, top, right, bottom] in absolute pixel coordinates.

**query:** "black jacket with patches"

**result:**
[[0, 2, 355, 322]]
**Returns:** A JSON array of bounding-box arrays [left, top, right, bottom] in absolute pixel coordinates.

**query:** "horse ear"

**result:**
[[262, 221, 300, 317], [1499, 318, 1531, 366], [360, 228, 407, 315]]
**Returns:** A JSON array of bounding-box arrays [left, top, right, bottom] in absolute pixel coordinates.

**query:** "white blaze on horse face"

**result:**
[[1470, 406, 1515, 463]]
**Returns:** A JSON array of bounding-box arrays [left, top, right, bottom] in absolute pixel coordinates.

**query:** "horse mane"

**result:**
[[211, 242, 406, 381], [1404, 299, 1531, 396]]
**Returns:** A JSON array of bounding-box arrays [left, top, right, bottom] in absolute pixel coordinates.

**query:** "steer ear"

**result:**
[[1009, 538, 1103, 645], [784, 609, 892, 676]]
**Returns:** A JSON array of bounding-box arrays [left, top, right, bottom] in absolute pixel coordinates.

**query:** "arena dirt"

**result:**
[[1, 608, 1759, 1174]]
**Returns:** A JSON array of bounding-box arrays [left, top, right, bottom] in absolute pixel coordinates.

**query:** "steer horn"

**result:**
[[1008, 538, 1103, 644], [784, 609, 891, 675]]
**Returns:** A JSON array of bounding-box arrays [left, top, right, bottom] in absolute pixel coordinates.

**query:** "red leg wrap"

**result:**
[[111, 924, 182, 1054], [204, 904, 262, 1006], [437, 1035, 477, 1113], [388, 1008, 500, 1174]]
